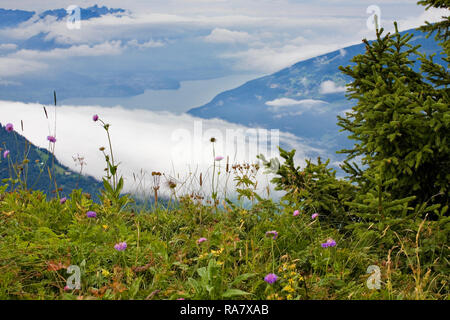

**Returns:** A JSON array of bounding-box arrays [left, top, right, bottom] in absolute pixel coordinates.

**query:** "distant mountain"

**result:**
[[0, 5, 182, 104], [0, 5, 126, 51], [0, 123, 102, 200], [188, 28, 442, 154], [0, 9, 35, 28], [0, 5, 125, 28], [39, 4, 125, 21]]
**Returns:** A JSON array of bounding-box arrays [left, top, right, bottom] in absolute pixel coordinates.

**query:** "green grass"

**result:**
[[0, 185, 447, 300], [0, 113, 447, 300]]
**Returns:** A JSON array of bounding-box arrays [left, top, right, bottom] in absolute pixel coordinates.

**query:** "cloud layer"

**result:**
[[0, 100, 323, 198], [1, 2, 446, 78], [319, 80, 347, 94]]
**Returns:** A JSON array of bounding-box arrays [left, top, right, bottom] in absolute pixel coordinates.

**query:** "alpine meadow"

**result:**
[[0, 0, 448, 302]]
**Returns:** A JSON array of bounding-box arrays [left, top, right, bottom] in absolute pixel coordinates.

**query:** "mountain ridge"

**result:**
[[187, 27, 442, 153], [0, 123, 102, 200], [0, 5, 125, 28]]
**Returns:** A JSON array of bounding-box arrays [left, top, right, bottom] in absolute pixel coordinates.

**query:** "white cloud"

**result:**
[[204, 28, 252, 44], [355, 7, 449, 40], [0, 43, 18, 50], [266, 98, 327, 108], [0, 41, 124, 77], [222, 42, 355, 73], [126, 39, 165, 49], [0, 15, 53, 40], [0, 0, 445, 107], [11, 41, 123, 60], [0, 57, 46, 77], [394, 8, 448, 33], [0, 12, 266, 45], [0, 2, 444, 77], [266, 98, 328, 117], [319, 80, 346, 94], [0, 100, 323, 198], [0, 79, 21, 86]]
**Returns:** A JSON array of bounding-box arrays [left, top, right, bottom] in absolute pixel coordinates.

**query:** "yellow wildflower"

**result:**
[[282, 285, 295, 293], [211, 248, 224, 256], [101, 269, 110, 277], [198, 253, 208, 259]]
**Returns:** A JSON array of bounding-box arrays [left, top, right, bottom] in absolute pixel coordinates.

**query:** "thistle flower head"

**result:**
[[265, 230, 278, 240], [86, 211, 97, 218], [47, 135, 56, 143], [5, 123, 13, 132], [114, 242, 127, 251], [311, 213, 319, 220], [264, 273, 278, 284], [197, 237, 207, 244], [93, 114, 99, 122], [321, 238, 336, 248], [60, 197, 67, 204], [293, 210, 300, 216], [3, 150, 10, 159]]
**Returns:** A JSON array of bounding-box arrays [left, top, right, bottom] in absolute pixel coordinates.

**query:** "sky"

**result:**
[[0, 0, 445, 78], [0, 0, 447, 197], [0, 0, 445, 105]]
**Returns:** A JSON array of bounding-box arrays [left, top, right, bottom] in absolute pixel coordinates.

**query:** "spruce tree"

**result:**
[[418, 0, 450, 44], [337, 9, 449, 211]]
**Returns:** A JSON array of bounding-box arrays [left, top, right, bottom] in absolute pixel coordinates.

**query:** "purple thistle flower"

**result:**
[[114, 242, 127, 251], [264, 273, 278, 284], [86, 211, 97, 218], [321, 238, 336, 248], [60, 197, 67, 204], [197, 237, 207, 244], [293, 210, 300, 216], [214, 156, 224, 161], [265, 230, 278, 240], [311, 213, 319, 220], [5, 123, 14, 132], [93, 114, 99, 122], [3, 150, 10, 159], [47, 135, 56, 143]]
